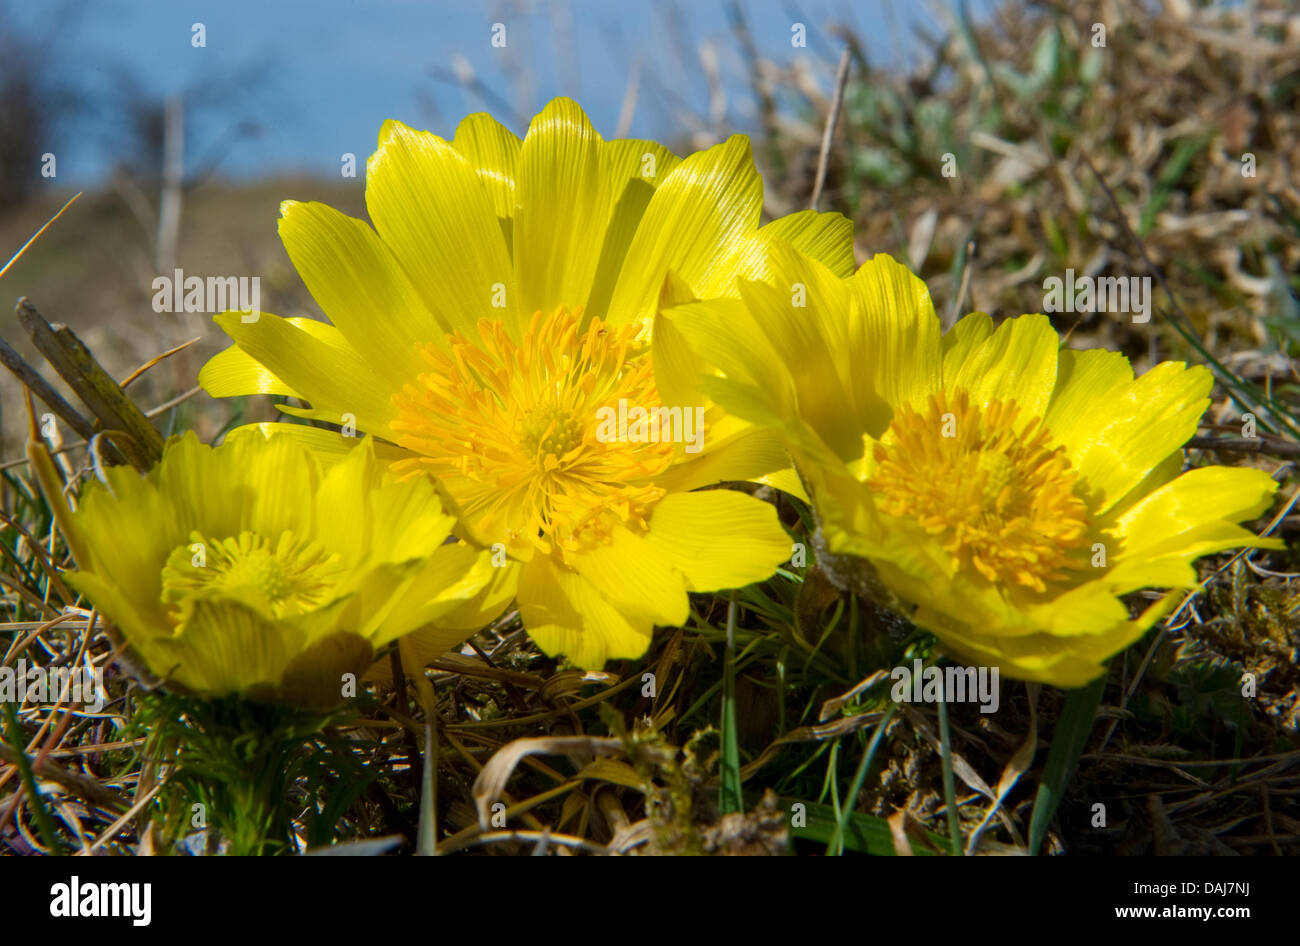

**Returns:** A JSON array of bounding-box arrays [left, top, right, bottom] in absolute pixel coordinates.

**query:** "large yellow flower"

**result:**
[[663, 244, 1282, 686], [199, 98, 852, 668], [47, 430, 494, 706]]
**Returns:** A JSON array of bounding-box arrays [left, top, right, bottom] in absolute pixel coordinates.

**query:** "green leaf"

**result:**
[[762, 796, 941, 855], [1169, 655, 1253, 733], [1027, 26, 1061, 94], [1139, 137, 1204, 237], [1028, 674, 1105, 855]]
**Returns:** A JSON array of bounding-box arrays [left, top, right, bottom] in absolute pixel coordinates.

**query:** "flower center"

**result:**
[[867, 389, 1090, 592], [160, 530, 345, 617], [388, 309, 676, 556], [520, 404, 584, 459]]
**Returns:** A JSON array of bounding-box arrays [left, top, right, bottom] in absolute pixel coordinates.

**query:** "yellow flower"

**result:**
[[199, 98, 852, 668], [663, 244, 1282, 686], [51, 430, 494, 706]]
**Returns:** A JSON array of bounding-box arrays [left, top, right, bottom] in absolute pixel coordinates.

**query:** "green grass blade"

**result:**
[[719, 591, 743, 814], [764, 796, 941, 855], [1162, 308, 1300, 438], [2, 700, 64, 854], [1028, 674, 1106, 855], [937, 693, 963, 855], [828, 703, 897, 855], [1139, 136, 1204, 237]]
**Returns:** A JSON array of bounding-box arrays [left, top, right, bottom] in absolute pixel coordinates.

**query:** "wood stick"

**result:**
[[16, 298, 163, 469], [0, 337, 97, 443]]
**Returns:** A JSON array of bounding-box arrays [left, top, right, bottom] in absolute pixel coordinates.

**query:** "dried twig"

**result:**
[[0, 742, 124, 812], [1187, 435, 1300, 458], [0, 339, 97, 443], [810, 46, 851, 210], [16, 298, 163, 469]]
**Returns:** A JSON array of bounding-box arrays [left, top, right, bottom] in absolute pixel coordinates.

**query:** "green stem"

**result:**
[[936, 692, 963, 856], [719, 592, 743, 814], [828, 702, 897, 856], [417, 718, 438, 856], [2, 700, 64, 854]]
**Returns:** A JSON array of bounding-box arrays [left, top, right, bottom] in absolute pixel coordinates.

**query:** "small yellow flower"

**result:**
[[200, 98, 852, 667], [664, 244, 1282, 686], [52, 430, 494, 706]]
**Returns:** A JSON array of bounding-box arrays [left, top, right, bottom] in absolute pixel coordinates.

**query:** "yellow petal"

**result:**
[[663, 295, 832, 460], [358, 544, 495, 647], [153, 431, 242, 541], [927, 623, 1127, 688], [199, 343, 300, 397], [231, 428, 321, 540], [650, 293, 708, 412], [643, 490, 791, 591], [943, 313, 1058, 423], [652, 423, 793, 493], [64, 571, 168, 665], [568, 526, 689, 628], [585, 139, 682, 321], [1108, 465, 1280, 563], [365, 476, 458, 564], [158, 599, 303, 697], [70, 453, 185, 616], [1043, 347, 1133, 450], [513, 97, 614, 317], [221, 421, 411, 465], [517, 555, 652, 668], [756, 466, 809, 502], [434, 558, 520, 632], [738, 209, 855, 281], [366, 119, 518, 337], [605, 138, 682, 190], [1059, 361, 1213, 514], [275, 630, 376, 707], [1105, 450, 1184, 520], [846, 253, 943, 433], [940, 311, 993, 365], [451, 111, 522, 220], [211, 311, 396, 432], [728, 244, 871, 457], [366, 554, 515, 683], [278, 199, 442, 378], [606, 134, 762, 326]]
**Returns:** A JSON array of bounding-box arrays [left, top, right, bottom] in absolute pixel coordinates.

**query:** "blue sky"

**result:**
[[10, 0, 976, 184]]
